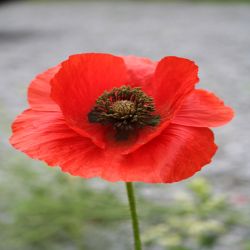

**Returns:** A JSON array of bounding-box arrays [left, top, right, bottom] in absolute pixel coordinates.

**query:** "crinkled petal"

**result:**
[[51, 53, 128, 148], [9, 109, 104, 177], [121, 55, 157, 91], [152, 56, 199, 116], [122, 56, 199, 154], [121, 120, 171, 155], [28, 65, 61, 111], [172, 89, 234, 127], [9, 109, 123, 180], [113, 124, 217, 183], [10, 111, 217, 183]]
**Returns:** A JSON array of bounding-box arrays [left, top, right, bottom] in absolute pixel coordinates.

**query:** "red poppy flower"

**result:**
[[10, 53, 234, 183]]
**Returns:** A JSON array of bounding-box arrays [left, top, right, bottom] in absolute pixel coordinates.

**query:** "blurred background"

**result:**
[[0, 0, 250, 249]]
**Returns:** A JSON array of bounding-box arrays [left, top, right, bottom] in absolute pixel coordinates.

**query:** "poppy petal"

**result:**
[[28, 65, 61, 111], [172, 89, 234, 127], [121, 55, 157, 90], [9, 109, 104, 176], [10, 111, 217, 183], [121, 56, 199, 154], [121, 120, 171, 155], [152, 56, 199, 116], [9, 109, 124, 179], [114, 124, 217, 183], [51, 53, 128, 148]]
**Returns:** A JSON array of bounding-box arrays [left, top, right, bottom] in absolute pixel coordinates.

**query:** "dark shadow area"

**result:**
[[0, 0, 19, 5], [0, 30, 37, 43]]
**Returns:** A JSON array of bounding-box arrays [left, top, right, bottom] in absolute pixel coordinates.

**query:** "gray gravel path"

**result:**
[[0, 2, 250, 194]]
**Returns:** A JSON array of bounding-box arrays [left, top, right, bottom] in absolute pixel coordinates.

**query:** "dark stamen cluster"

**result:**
[[88, 86, 160, 140]]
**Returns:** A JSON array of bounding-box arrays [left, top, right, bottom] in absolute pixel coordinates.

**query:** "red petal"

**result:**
[[10, 111, 217, 183], [122, 56, 199, 154], [172, 89, 234, 127], [117, 124, 217, 183], [28, 65, 61, 111], [121, 55, 157, 90], [51, 53, 128, 148], [152, 56, 199, 116], [121, 120, 171, 155], [10, 109, 104, 177], [9, 109, 124, 180]]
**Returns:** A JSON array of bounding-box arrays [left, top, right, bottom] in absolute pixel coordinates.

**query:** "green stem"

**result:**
[[126, 182, 142, 250]]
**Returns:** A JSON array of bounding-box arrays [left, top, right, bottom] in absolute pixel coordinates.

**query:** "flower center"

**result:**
[[88, 86, 160, 140], [112, 100, 136, 117]]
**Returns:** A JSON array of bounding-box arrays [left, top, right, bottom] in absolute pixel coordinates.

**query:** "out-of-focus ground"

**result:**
[[0, 1, 250, 250]]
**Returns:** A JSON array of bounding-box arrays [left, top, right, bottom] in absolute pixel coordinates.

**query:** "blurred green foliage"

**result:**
[[0, 162, 128, 250], [142, 178, 248, 250], [0, 155, 249, 250]]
